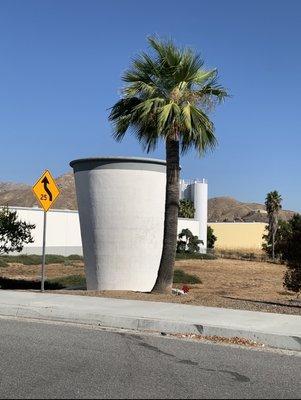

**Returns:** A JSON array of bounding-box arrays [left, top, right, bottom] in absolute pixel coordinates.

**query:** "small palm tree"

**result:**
[[265, 191, 282, 261], [109, 37, 228, 293]]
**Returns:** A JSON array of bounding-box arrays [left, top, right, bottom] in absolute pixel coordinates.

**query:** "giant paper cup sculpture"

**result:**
[[70, 157, 166, 291]]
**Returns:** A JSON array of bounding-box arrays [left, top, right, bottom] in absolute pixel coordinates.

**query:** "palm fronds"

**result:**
[[109, 36, 228, 154]]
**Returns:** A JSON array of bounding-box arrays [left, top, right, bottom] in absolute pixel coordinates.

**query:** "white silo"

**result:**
[[179, 178, 193, 201], [179, 179, 188, 199], [179, 178, 208, 253], [70, 157, 166, 292]]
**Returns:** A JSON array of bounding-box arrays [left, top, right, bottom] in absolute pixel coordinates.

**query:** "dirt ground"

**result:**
[[0, 258, 300, 315], [0, 262, 84, 280]]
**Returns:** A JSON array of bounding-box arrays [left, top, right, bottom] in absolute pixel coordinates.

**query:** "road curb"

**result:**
[[1, 303, 300, 351]]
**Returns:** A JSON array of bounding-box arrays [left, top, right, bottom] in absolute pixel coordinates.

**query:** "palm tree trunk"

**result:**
[[272, 230, 275, 261], [272, 215, 278, 261], [152, 138, 180, 293]]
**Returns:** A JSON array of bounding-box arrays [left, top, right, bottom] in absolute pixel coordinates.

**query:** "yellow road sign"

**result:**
[[32, 170, 60, 212]]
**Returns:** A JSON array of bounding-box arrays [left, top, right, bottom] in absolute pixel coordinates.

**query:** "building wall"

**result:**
[[209, 222, 266, 250], [9, 207, 82, 256], [8, 207, 266, 255], [178, 220, 266, 250], [177, 218, 200, 236]]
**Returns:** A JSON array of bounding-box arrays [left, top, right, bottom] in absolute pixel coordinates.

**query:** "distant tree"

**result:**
[[265, 191, 282, 260], [179, 199, 195, 219], [177, 228, 203, 254], [281, 214, 301, 296], [262, 219, 290, 259], [0, 207, 35, 254], [207, 226, 217, 249], [284, 264, 301, 296]]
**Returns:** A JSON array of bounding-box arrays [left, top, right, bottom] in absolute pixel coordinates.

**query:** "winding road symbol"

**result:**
[[41, 176, 53, 201], [32, 170, 60, 212]]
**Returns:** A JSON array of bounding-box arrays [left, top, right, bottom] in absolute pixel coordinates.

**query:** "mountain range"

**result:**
[[0, 172, 296, 223]]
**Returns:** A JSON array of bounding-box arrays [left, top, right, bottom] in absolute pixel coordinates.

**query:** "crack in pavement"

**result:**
[[119, 333, 251, 383]]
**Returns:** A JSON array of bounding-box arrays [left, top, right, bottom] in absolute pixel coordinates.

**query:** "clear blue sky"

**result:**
[[1, 0, 300, 211]]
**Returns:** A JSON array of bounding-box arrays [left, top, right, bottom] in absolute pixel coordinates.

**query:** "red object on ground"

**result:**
[[182, 285, 190, 293]]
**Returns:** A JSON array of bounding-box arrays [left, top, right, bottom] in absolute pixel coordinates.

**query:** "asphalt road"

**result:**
[[0, 318, 300, 399]]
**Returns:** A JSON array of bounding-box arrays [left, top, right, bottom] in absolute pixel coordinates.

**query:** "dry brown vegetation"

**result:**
[[0, 257, 300, 315]]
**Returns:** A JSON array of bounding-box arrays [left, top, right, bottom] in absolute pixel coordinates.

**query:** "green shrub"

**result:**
[[179, 200, 195, 218], [0, 207, 35, 254], [173, 269, 202, 284], [284, 266, 301, 294], [281, 214, 301, 295], [48, 275, 86, 289], [0, 254, 83, 265], [45, 255, 66, 264], [175, 252, 216, 260], [66, 254, 83, 261], [177, 228, 203, 254], [207, 226, 217, 249], [1, 254, 41, 265], [0, 258, 8, 268]]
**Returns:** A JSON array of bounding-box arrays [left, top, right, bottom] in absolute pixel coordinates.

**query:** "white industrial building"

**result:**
[[179, 178, 208, 251], [7, 178, 208, 256]]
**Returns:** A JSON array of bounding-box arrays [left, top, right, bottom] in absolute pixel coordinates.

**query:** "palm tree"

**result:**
[[179, 199, 195, 219], [109, 37, 228, 293], [265, 191, 282, 261]]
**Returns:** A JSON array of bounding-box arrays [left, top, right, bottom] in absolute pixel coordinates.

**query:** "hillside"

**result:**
[[0, 172, 78, 210], [0, 173, 296, 222], [208, 196, 295, 223]]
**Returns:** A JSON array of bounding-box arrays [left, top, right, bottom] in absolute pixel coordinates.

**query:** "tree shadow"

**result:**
[[222, 295, 301, 308], [0, 277, 63, 290]]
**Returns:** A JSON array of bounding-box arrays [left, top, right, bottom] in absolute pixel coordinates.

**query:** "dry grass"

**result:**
[[0, 262, 84, 280], [213, 247, 269, 262], [0, 258, 300, 315], [216, 247, 264, 254]]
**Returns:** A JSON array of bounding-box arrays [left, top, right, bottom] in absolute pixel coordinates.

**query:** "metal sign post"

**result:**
[[41, 211, 47, 292], [32, 170, 60, 293]]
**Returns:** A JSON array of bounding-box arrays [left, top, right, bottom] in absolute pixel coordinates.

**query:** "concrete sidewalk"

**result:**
[[0, 290, 300, 351]]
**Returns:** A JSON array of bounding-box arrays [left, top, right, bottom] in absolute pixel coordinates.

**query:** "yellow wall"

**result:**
[[209, 222, 266, 251]]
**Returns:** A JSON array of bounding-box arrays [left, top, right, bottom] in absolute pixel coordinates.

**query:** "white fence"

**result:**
[[8, 207, 200, 256], [9, 207, 82, 256], [7, 207, 265, 256], [9, 207, 199, 256]]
